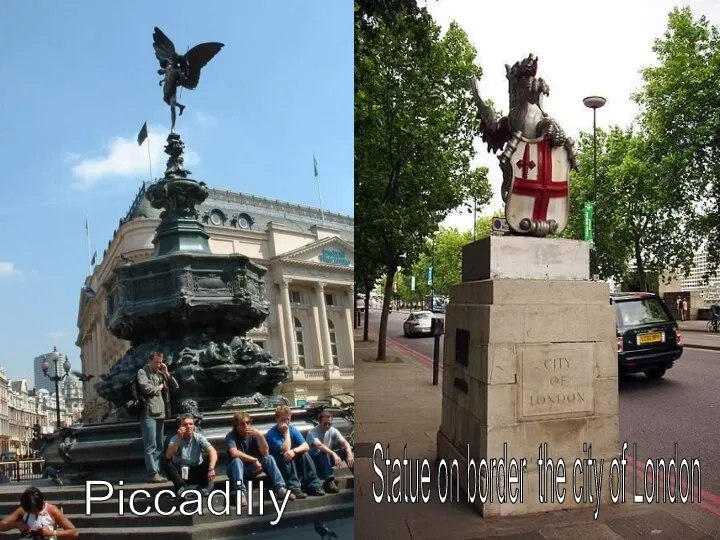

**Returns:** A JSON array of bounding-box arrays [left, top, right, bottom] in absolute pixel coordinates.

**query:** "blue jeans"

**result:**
[[311, 448, 348, 481], [271, 451, 323, 491], [227, 456, 285, 493], [140, 417, 165, 475]]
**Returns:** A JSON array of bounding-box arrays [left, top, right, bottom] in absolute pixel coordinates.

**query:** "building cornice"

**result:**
[[271, 236, 354, 262]]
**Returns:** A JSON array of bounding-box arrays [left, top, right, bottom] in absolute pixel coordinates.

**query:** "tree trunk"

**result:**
[[633, 235, 648, 292], [377, 267, 397, 361], [363, 286, 371, 342]]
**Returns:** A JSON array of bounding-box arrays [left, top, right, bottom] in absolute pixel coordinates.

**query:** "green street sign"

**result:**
[[584, 201, 595, 249]]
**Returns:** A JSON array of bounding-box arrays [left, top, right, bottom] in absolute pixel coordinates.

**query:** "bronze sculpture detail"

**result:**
[[152, 27, 224, 132]]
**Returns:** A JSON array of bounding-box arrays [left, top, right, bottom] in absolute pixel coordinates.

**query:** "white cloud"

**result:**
[[434, 0, 720, 231], [0, 262, 20, 277], [194, 111, 218, 126], [69, 125, 200, 189], [44, 331, 65, 339]]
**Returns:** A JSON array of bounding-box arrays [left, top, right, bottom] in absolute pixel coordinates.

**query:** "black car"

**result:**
[[611, 292, 683, 379]]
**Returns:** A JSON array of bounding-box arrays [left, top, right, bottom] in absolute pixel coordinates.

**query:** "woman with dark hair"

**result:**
[[0, 486, 77, 537]]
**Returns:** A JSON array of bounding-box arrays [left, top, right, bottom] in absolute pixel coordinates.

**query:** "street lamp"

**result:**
[[583, 95, 606, 279], [41, 347, 71, 430]]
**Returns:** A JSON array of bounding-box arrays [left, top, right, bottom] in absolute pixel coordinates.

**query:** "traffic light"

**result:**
[[32, 424, 41, 439]]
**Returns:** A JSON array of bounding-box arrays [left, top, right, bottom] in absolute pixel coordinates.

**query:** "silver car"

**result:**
[[403, 311, 434, 337]]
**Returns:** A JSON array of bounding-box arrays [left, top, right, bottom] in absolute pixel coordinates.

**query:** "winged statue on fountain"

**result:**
[[152, 26, 224, 132]]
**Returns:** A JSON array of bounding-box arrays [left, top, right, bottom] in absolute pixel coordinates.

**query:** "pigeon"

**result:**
[[314, 521, 338, 539]]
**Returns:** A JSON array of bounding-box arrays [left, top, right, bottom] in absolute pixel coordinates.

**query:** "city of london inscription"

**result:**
[[520, 344, 594, 419]]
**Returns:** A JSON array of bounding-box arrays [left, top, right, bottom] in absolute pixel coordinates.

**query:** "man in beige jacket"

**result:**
[[137, 351, 179, 482]]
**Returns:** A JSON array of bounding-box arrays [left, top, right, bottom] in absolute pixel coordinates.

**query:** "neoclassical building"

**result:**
[[77, 183, 354, 421]]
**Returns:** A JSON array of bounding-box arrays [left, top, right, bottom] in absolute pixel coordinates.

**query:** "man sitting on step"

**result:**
[[225, 411, 293, 506], [306, 410, 354, 494], [266, 405, 325, 499], [163, 413, 218, 497]]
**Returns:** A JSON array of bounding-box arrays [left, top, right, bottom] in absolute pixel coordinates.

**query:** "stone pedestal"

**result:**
[[437, 236, 620, 516]]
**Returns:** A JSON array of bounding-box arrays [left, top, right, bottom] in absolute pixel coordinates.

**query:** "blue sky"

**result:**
[[0, 1, 353, 384]]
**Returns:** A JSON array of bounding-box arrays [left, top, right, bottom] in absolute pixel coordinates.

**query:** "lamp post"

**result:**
[[41, 347, 71, 430], [583, 95, 606, 279]]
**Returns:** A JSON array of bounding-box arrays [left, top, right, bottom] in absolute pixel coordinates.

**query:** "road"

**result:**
[[367, 309, 720, 496]]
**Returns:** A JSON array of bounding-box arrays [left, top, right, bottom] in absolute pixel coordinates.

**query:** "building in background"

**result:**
[[678, 249, 720, 305], [63, 374, 84, 422], [0, 368, 9, 454], [33, 353, 57, 394], [78, 184, 354, 421]]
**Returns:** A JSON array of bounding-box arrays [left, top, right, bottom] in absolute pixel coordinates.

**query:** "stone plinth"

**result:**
[[462, 236, 590, 282], [437, 238, 620, 517]]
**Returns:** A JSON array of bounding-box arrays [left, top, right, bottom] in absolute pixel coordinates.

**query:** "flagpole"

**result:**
[[85, 216, 92, 272], [146, 124, 153, 182], [314, 155, 326, 227]]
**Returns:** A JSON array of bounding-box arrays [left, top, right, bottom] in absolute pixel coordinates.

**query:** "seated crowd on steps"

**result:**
[[138, 351, 354, 504]]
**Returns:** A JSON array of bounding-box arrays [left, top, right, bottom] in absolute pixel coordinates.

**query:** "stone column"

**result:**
[[315, 282, 334, 370], [279, 279, 298, 368]]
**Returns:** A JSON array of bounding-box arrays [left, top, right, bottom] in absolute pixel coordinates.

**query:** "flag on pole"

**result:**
[[313, 154, 325, 226], [90, 251, 97, 266], [137, 122, 148, 146], [85, 215, 92, 270]]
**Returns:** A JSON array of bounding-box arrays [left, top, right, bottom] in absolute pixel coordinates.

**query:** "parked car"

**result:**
[[403, 311, 434, 337], [424, 295, 446, 314], [611, 292, 683, 379]]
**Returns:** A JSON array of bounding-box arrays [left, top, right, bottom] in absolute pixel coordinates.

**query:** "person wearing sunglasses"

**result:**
[[225, 411, 292, 505]]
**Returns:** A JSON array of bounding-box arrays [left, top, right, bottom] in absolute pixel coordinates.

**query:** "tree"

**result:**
[[564, 126, 695, 291], [354, 244, 381, 342], [462, 167, 492, 240], [633, 6, 720, 276], [564, 129, 632, 280], [355, 2, 488, 359], [396, 216, 496, 304]]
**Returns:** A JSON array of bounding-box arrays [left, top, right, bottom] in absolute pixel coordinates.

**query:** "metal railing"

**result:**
[[0, 459, 46, 483]]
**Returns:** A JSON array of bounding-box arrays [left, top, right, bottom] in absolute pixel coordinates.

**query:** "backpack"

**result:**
[[125, 371, 146, 417]]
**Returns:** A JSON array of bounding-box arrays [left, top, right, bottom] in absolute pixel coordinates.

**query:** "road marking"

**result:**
[[683, 346, 720, 353], [368, 328, 437, 368], [627, 454, 720, 517]]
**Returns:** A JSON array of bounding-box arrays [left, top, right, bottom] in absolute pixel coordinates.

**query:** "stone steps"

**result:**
[[48, 489, 353, 528], [0, 502, 353, 540], [0, 470, 354, 538], [0, 468, 353, 500], [0, 477, 354, 515]]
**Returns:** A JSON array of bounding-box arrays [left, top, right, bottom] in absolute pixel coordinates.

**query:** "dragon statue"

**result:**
[[470, 54, 580, 237]]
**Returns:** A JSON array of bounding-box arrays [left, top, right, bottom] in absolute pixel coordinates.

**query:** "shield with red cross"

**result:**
[[505, 137, 571, 235]]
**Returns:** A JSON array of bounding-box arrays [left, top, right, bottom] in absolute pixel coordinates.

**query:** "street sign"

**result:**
[[584, 201, 595, 249], [411, 275, 416, 291], [492, 217, 509, 236], [427, 266, 433, 286]]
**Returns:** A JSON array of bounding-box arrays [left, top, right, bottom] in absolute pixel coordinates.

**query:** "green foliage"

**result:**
[[632, 6, 720, 275], [563, 125, 695, 291], [621, 270, 660, 293], [396, 216, 498, 302], [355, 2, 489, 358], [460, 166, 493, 216]]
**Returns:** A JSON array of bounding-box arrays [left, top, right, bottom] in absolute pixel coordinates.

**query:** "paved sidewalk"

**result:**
[[679, 320, 714, 333], [354, 329, 720, 539]]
